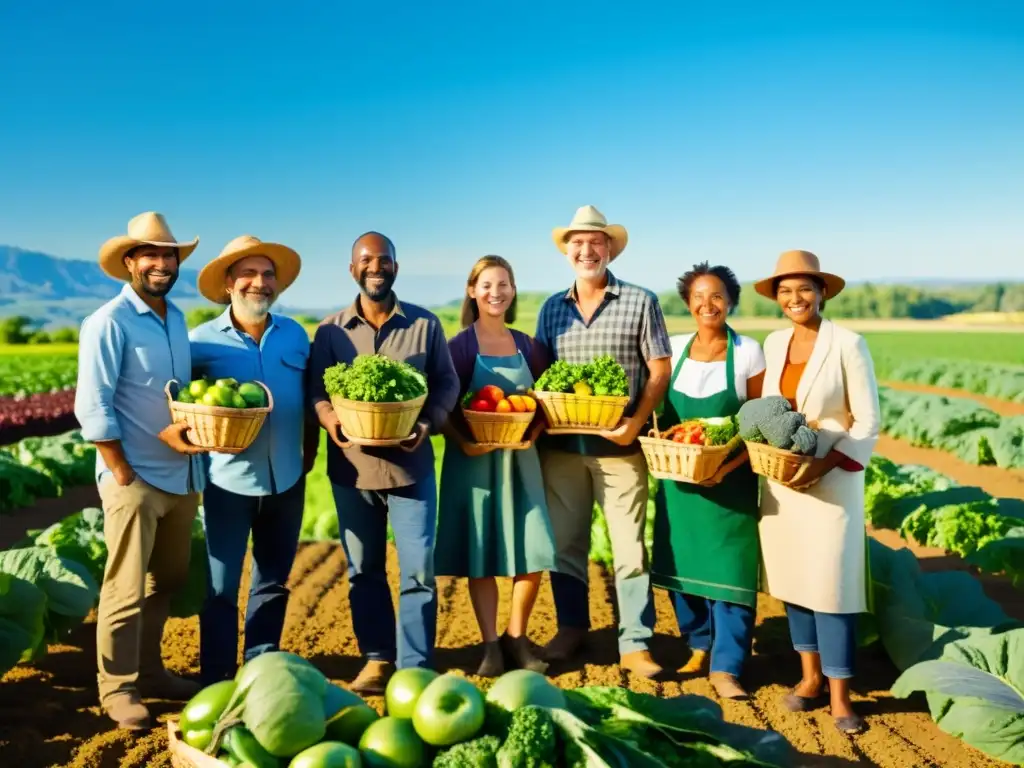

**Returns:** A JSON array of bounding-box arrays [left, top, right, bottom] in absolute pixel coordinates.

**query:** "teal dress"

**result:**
[[435, 353, 558, 578]]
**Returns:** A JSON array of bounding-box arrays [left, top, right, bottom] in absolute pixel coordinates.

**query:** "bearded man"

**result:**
[[75, 212, 210, 730], [308, 231, 459, 693], [189, 235, 319, 685]]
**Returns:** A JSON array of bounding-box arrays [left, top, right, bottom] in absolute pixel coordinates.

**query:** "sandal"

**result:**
[[782, 681, 828, 712], [834, 714, 866, 735]]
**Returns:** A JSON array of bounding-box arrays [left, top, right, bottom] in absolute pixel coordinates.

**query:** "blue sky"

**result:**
[[1, 1, 1022, 309]]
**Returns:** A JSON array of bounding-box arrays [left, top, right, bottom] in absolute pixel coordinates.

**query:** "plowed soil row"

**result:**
[[880, 380, 1024, 418], [1, 540, 1014, 768]]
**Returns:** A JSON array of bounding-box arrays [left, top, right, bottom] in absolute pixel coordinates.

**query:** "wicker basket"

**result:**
[[463, 406, 535, 446], [745, 440, 816, 486], [534, 391, 629, 434], [331, 393, 426, 445], [168, 721, 226, 768], [165, 380, 273, 455], [639, 413, 743, 484]]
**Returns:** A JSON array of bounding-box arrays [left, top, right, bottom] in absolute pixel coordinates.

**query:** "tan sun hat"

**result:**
[[754, 249, 846, 299], [98, 212, 199, 281], [552, 205, 628, 260], [197, 235, 302, 304]]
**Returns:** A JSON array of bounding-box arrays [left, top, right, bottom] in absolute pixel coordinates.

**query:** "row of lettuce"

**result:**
[[0, 431, 95, 513], [879, 385, 1024, 469]]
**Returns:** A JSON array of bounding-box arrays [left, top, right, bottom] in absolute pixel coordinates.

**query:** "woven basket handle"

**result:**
[[256, 381, 275, 411], [651, 408, 662, 438], [164, 379, 179, 402]]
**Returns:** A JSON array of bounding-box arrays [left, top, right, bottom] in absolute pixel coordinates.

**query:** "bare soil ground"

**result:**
[[2, 538, 1019, 768]]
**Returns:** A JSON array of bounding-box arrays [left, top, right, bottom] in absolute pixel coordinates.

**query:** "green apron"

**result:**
[[651, 329, 761, 608]]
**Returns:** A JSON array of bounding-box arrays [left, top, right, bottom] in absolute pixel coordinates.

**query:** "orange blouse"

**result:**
[[780, 360, 806, 410]]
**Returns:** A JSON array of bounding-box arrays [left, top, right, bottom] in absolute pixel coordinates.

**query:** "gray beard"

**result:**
[[231, 294, 272, 323]]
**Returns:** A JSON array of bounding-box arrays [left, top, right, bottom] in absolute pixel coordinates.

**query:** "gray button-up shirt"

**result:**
[[308, 295, 459, 490], [74, 283, 205, 494], [535, 270, 671, 456]]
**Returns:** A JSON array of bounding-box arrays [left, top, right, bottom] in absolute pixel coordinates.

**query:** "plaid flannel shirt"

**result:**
[[535, 270, 671, 456]]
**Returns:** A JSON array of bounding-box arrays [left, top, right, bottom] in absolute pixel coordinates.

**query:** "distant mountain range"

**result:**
[[0, 246, 336, 329]]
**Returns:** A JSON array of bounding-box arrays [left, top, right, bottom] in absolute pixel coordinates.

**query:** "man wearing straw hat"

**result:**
[[189, 235, 319, 686], [534, 205, 672, 679], [74, 212, 210, 730]]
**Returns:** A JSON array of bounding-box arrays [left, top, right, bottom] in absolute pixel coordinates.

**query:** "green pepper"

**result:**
[[224, 726, 280, 768], [180, 680, 238, 733]]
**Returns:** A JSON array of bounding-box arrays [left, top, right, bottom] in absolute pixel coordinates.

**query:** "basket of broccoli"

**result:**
[[639, 411, 743, 483], [736, 395, 819, 485], [323, 354, 428, 445], [532, 355, 630, 433]]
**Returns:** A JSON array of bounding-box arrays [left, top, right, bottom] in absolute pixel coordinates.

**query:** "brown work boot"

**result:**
[[620, 650, 663, 679], [500, 634, 548, 674], [540, 627, 587, 662], [139, 670, 202, 701], [350, 660, 395, 696], [103, 691, 151, 731], [710, 671, 750, 701], [476, 642, 505, 677]]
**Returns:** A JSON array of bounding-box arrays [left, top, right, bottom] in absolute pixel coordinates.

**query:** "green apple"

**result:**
[[411, 673, 485, 747], [230, 392, 247, 409], [177, 389, 195, 404], [215, 377, 239, 389], [384, 668, 438, 719], [188, 378, 210, 398], [202, 390, 220, 407], [288, 741, 363, 768], [358, 717, 425, 768]]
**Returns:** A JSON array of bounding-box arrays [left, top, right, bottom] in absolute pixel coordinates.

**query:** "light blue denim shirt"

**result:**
[[189, 308, 310, 497], [74, 283, 205, 495]]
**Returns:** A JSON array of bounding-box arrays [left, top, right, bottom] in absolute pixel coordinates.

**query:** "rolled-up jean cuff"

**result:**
[[792, 643, 818, 653], [822, 664, 854, 680], [689, 638, 712, 652], [365, 651, 396, 663]]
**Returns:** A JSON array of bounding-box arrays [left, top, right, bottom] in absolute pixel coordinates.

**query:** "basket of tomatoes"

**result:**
[[462, 384, 538, 447], [639, 412, 744, 483]]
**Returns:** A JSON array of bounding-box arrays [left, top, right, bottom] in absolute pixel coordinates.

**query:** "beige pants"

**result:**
[[96, 474, 198, 704], [540, 449, 650, 585]]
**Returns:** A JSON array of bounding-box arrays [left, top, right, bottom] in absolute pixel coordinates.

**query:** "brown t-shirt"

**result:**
[[308, 295, 460, 490], [780, 360, 806, 410]]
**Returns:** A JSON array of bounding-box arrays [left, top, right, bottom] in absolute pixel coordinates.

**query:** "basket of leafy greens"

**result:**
[[639, 411, 745, 484], [532, 355, 630, 433], [323, 354, 428, 445]]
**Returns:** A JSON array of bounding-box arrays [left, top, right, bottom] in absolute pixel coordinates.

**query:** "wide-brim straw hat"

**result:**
[[552, 205, 628, 260], [754, 249, 846, 299], [197, 235, 302, 304], [98, 212, 199, 281]]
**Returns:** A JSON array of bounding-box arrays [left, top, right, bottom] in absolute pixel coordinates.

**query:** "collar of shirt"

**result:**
[[340, 293, 409, 329], [120, 282, 182, 319], [563, 270, 622, 303], [215, 305, 278, 343]]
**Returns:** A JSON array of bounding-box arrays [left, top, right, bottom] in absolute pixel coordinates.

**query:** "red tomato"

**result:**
[[469, 398, 495, 412], [477, 385, 505, 405]]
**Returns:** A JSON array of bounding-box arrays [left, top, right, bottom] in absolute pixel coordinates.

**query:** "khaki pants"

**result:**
[[96, 475, 198, 704], [540, 449, 655, 654]]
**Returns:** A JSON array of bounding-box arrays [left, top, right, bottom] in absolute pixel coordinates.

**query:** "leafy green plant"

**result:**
[[323, 354, 427, 403], [534, 356, 628, 397], [0, 572, 47, 675], [892, 629, 1024, 765]]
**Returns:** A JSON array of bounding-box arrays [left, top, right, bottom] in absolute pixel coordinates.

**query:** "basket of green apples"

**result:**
[[165, 377, 274, 454]]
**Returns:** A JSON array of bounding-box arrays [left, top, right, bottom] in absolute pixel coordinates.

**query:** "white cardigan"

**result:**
[[757, 318, 881, 614]]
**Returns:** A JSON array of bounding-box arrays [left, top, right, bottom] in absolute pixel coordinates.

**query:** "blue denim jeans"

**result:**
[[673, 592, 755, 677], [331, 477, 437, 669], [785, 602, 856, 679], [199, 477, 305, 684]]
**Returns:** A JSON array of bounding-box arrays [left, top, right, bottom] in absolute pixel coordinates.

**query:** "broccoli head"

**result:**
[[433, 734, 502, 768], [496, 705, 557, 768], [737, 396, 818, 455]]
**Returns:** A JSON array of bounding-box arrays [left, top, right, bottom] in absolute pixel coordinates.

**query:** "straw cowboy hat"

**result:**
[[754, 249, 846, 299], [197, 235, 302, 304], [552, 205, 628, 260], [98, 212, 199, 281]]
